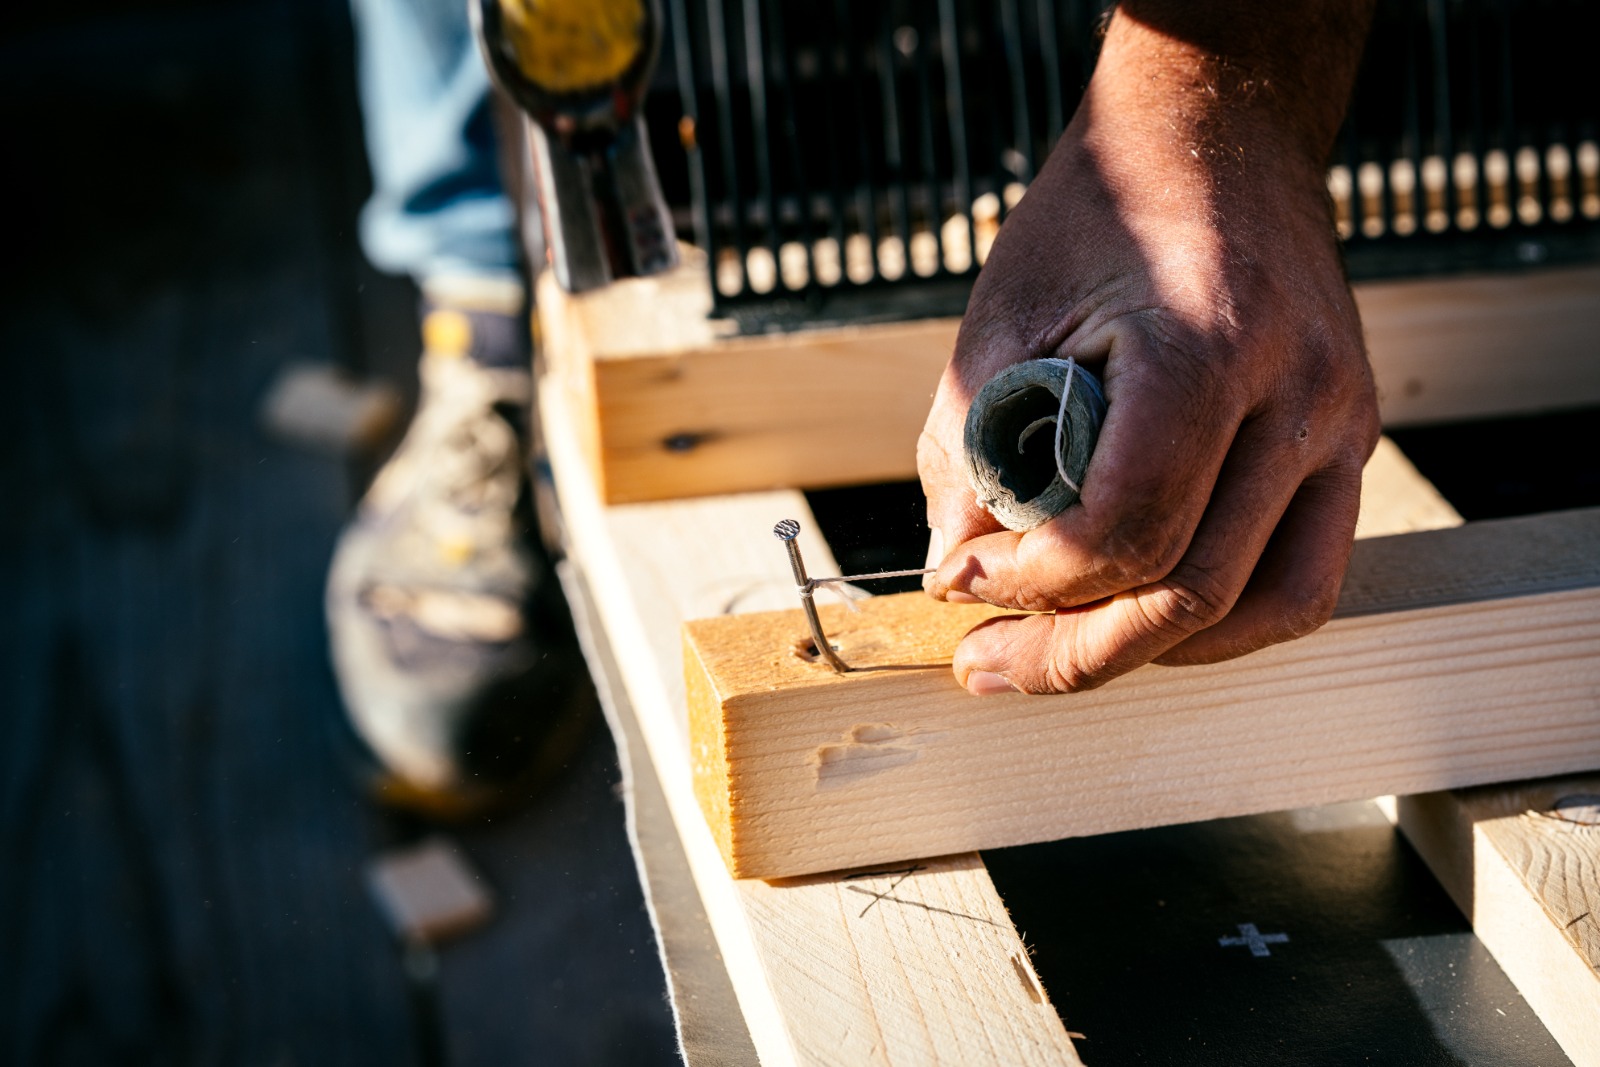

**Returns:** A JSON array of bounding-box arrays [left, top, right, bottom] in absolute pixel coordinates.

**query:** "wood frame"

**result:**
[[539, 261, 1600, 504], [541, 391, 1082, 1066], [1381, 779, 1600, 1067], [540, 260, 1600, 1061]]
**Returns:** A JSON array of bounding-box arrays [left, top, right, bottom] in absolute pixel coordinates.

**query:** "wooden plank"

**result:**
[[685, 507, 1600, 879], [536, 259, 951, 504], [560, 561, 762, 1066], [1381, 778, 1600, 1067], [1367, 453, 1600, 1066], [540, 263, 1600, 504], [1360, 266, 1600, 427], [1352, 434, 1464, 539], [540, 380, 1082, 1065]]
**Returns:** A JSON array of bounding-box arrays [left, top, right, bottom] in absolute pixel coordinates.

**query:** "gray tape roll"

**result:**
[[962, 358, 1107, 532]]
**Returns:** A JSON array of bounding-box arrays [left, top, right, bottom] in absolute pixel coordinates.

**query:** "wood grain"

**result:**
[[1359, 265, 1600, 427], [540, 263, 1600, 503], [1353, 434, 1464, 539], [1384, 777, 1600, 1067], [685, 509, 1600, 879], [541, 380, 1082, 1065]]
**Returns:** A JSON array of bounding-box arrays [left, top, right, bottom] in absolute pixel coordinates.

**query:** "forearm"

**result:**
[[966, 0, 1378, 357], [1101, 0, 1375, 173]]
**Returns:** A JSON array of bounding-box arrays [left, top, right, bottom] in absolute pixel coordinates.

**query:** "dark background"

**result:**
[[0, 3, 679, 1064]]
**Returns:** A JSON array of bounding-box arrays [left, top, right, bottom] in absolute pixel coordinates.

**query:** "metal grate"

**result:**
[[658, 0, 1600, 330]]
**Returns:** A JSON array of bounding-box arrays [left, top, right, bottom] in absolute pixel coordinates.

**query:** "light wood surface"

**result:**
[[685, 508, 1600, 879], [561, 562, 761, 1067], [1369, 468, 1600, 1067], [541, 382, 1081, 1065], [1383, 778, 1600, 1067], [540, 263, 1600, 503], [1352, 435, 1465, 539], [1358, 265, 1600, 426]]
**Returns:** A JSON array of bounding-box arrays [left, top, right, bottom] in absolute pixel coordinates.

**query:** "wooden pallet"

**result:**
[[540, 269, 1600, 1066]]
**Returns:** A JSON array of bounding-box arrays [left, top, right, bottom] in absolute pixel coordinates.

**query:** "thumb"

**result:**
[[923, 498, 997, 596], [918, 426, 1001, 595]]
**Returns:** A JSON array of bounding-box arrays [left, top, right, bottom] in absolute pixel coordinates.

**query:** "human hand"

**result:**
[[918, 1, 1380, 694]]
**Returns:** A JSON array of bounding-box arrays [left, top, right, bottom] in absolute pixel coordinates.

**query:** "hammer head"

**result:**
[[473, 0, 680, 292]]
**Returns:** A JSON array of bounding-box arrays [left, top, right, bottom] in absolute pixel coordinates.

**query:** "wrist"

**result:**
[[1087, 2, 1372, 183]]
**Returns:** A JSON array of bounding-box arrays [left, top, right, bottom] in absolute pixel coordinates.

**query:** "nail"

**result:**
[[946, 590, 985, 604], [966, 670, 1018, 696], [774, 519, 850, 674]]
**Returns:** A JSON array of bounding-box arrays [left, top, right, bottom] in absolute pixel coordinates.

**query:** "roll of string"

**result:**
[[962, 357, 1107, 532]]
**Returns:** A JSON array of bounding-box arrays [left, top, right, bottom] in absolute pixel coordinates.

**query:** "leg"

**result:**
[[328, 0, 586, 813]]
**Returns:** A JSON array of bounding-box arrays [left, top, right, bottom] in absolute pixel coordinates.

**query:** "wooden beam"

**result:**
[[1380, 778, 1600, 1067], [1359, 266, 1600, 427], [1352, 434, 1464, 539], [540, 380, 1082, 1065], [537, 257, 952, 504], [539, 262, 1600, 503], [559, 561, 761, 1065], [685, 507, 1600, 879], [1355, 443, 1600, 1063]]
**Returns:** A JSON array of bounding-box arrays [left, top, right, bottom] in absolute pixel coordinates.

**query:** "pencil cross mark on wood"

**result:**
[[841, 886, 1005, 927], [1218, 923, 1290, 957], [842, 865, 925, 917], [773, 519, 933, 674]]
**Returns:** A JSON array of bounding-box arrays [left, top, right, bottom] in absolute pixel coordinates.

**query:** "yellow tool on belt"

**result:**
[[473, 0, 679, 291]]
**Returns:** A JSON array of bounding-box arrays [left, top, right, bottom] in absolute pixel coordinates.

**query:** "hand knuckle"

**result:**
[[1281, 581, 1339, 639], [1144, 331, 1238, 409], [1042, 655, 1100, 694], [1115, 524, 1188, 587], [1011, 582, 1059, 614], [1023, 617, 1105, 694], [1137, 572, 1233, 639], [1357, 406, 1382, 455]]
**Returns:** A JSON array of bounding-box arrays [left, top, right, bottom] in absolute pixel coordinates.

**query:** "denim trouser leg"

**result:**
[[350, 0, 520, 285]]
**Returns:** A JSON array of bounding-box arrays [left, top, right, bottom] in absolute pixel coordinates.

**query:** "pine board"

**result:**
[[1384, 777, 1600, 1067], [686, 508, 1600, 879], [540, 264, 1600, 504], [540, 385, 1081, 1065]]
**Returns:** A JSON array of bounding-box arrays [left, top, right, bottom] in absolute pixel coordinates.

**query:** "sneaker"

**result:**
[[325, 283, 591, 817]]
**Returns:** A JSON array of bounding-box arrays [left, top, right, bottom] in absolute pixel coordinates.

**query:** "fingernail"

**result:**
[[922, 527, 944, 592], [965, 670, 1017, 696], [946, 590, 984, 604]]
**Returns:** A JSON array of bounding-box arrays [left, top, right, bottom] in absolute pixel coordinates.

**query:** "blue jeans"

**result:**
[[349, 0, 521, 285]]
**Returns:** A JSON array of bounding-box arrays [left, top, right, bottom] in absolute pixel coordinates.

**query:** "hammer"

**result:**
[[472, 0, 679, 292]]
